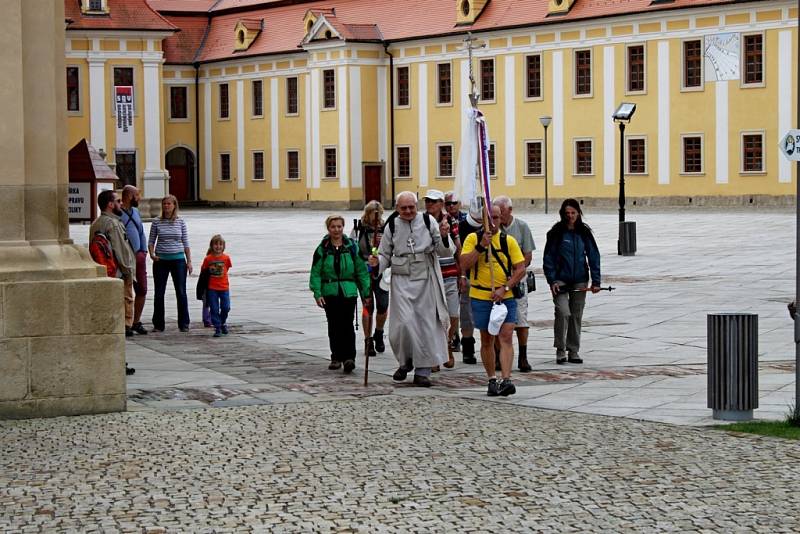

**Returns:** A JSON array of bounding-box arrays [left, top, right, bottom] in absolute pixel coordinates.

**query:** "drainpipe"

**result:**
[[384, 43, 395, 208], [193, 61, 201, 201]]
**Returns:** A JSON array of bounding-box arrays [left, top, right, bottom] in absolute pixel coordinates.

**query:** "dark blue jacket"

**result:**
[[543, 226, 601, 287]]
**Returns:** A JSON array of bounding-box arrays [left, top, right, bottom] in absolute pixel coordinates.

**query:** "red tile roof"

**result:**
[[147, 0, 220, 12], [152, 0, 770, 63], [162, 14, 210, 63], [65, 0, 178, 31]]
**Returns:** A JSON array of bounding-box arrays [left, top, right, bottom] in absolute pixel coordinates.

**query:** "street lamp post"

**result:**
[[612, 102, 637, 256], [539, 116, 551, 214]]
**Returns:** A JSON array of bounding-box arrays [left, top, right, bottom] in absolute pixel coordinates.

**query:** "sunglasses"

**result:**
[[445, 201, 458, 206]]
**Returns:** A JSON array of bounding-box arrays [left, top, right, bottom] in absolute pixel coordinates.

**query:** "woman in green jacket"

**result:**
[[310, 214, 372, 373]]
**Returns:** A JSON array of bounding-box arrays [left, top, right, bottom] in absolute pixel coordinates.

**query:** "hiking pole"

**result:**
[[562, 285, 616, 293], [363, 307, 370, 387]]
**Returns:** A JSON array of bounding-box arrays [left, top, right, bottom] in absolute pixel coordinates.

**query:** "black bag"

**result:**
[[526, 270, 536, 293], [512, 284, 525, 299], [196, 269, 209, 300]]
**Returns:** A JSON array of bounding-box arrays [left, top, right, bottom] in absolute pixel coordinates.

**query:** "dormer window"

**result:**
[[307, 20, 314, 33], [82, 0, 109, 14], [456, 0, 489, 26], [547, 0, 576, 16], [460, 0, 470, 16], [233, 19, 263, 52]]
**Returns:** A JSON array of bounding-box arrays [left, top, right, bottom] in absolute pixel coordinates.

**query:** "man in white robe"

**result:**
[[370, 192, 453, 387]]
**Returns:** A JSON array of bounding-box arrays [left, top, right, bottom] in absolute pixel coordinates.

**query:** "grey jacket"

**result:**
[[89, 212, 136, 278]]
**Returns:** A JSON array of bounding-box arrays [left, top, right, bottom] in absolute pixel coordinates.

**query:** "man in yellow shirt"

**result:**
[[460, 205, 526, 396]]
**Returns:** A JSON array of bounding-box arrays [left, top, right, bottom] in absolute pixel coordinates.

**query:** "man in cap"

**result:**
[[369, 192, 454, 387], [446, 191, 477, 364], [424, 189, 462, 369]]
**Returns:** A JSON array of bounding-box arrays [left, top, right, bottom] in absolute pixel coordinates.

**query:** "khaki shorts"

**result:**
[[444, 276, 460, 318], [515, 278, 528, 327]]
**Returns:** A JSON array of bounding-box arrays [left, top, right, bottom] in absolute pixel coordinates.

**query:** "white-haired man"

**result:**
[[493, 195, 536, 372], [369, 192, 454, 387]]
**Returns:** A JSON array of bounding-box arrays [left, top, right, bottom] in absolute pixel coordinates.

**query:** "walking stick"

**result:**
[[562, 285, 615, 293], [363, 306, 370, 387]]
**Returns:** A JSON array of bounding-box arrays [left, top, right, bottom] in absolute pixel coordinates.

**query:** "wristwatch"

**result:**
[[503, 285, 510, 292]]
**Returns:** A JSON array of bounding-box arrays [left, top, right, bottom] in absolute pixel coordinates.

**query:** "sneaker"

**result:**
[[556, 351, 567, 365], [413, 375, 431, 387], [125, 364, 136, 376], [132, 322, 148, 335], [393, 366, 412, 382], [221, 325, 229, 335], [343, 359, 356, 374], [328, 361, 342, 370], [373, 330, 385, 353], [125, 327, 134, 337], [213, 329, 221, 338], [487, 378, 499, 397], [498, 378, 516, 397], [568, 356, 583, 364]]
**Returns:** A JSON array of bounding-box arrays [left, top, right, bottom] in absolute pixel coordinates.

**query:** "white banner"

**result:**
[[114, 86, 135, 149], [67, 182, 91, 220]]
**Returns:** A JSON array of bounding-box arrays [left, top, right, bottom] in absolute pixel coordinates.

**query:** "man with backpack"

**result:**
[[89, 190, 137, 359], [460, 204, 526, 397], [120, 185, 148, 335]]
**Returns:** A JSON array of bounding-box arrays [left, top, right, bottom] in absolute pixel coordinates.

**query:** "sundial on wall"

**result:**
[[705, 33, 740, 82]]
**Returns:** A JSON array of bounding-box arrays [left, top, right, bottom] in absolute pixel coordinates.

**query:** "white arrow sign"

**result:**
[[780, 129, 800, 161]]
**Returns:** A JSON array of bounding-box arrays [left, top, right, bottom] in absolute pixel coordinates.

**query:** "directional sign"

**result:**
[[780, 129, 800, 161]]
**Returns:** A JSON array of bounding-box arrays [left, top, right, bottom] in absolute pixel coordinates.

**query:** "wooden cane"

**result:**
[[363, 306, 370, 387]]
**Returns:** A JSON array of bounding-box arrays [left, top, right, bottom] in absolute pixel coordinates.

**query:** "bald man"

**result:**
[[120, 185, 148, 334]]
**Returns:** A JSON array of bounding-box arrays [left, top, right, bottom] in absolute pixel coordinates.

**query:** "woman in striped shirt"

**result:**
[[148, 195, 193, 332]]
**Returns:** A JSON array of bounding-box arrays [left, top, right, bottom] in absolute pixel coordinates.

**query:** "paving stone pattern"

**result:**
[[3, 396, 800, 532]]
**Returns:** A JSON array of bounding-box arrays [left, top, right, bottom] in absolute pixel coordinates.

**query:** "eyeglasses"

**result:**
[[445, 201, 458, 206]]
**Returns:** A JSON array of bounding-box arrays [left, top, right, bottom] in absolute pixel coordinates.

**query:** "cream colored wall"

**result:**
[[66, 57, 90, 150]]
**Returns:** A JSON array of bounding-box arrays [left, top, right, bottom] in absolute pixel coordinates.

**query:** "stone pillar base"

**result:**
[[0, 244, 127, 419], [142, 169, 169, 201]]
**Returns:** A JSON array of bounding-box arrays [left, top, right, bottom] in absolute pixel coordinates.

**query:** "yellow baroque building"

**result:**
[[65, 0, 799, 208]]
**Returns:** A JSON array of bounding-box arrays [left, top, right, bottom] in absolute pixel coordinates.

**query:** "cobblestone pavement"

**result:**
[[3, 395, 800, 532]]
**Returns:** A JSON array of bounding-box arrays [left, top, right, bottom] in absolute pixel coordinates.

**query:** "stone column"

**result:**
[[142, 58, 168, 201], [0, 0, 126, 419]]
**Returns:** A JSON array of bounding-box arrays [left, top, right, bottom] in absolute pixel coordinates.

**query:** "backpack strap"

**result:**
[[469, 230, 512, 281], [384, 211, 400, 235]]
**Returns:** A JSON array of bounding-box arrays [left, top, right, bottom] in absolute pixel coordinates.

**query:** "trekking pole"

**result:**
[[363, 307, 370, 387], [563, 285, 615, 293]]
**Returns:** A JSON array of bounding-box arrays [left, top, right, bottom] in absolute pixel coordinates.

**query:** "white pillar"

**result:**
[[236, 79, 245, 189], [657, 41, 671, 185], [338, 65, 349, 189], [142, 59, 167, 198], [715, 81, 729, 184], [504, 55, 516, 186], [270, 77, 279, 189], [552, 51, 564, 186], [203, 81, 212, 190], [603, 46, 615, 186], [350, 66, 362, 188], [418, 63, 428, 187], [779, 30, 792, 183], [88, 58, 106, 150]]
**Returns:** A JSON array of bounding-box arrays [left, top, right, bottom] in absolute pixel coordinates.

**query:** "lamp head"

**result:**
[[539, 116, 552, 128], [612, 102, 636, 122]]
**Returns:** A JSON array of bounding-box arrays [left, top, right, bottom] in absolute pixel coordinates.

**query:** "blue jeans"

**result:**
[[152, 258, 190, 330], [207, 289, 230, 329]]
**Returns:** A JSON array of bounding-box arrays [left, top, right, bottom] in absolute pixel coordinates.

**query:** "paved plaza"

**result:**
[[2, 207, 800, 531]]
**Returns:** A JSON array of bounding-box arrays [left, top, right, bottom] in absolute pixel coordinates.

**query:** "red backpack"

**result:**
[[89, 232, 118, 277]]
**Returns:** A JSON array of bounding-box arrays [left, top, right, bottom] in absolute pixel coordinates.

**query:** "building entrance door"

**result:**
[[363, 163, 383, 204], [165, 147, 195, 202]]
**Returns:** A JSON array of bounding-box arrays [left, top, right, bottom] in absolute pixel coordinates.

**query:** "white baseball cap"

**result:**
[[488, 302, 508, 335], [423, 189, 445, 202]]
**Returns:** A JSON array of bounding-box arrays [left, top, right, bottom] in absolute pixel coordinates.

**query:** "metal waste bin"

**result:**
[[707, 313, 758, 421], [618, 221, 636, 256]]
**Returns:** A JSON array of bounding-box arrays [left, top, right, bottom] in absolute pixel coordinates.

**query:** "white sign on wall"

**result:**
[[780, 130, 800, 162], [114, 86, 135, 149], [705, 33, 740, 82], [67, 182, 91, 220]]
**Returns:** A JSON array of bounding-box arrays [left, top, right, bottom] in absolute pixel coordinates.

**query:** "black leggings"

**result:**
[[324, 295, 357, 361]]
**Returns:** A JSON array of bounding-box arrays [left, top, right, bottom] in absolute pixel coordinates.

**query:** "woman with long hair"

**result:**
[[542, 199, 601, 365], [310, 215, 372, 373], [148, 195, 193, 332], [351, 200, 389, 356]]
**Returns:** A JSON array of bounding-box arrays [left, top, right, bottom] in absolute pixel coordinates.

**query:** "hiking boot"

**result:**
[[125, 364, 136, 376], [498, 378, 516, 397], [449, 334, 461, 353], [487, 378, 499, 397], [461, 337, 477, 364], [518, 355, 532, 373], [366, 337, 376, 357], [328, 361, 342, 370], [393, 366, 411, 382], [413, 375, 431, 387], [125, 327, 134, 337], [343, 360, 356, 374], [373, 329, 385, 353], [132, 322, 148, 335]]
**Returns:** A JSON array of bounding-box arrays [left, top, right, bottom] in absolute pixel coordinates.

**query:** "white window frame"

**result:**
[[478, 57, 496, 104], [321, 69, 336, 111], [66, 64, 82, 115], [251, 150, 265, 181], [82, 0, 108, 14], [681, 37, 705, 92], [218, 82, 231, 120], [488, 142, 497, 180], [740, 31, 766, 89], [625, 43, 647, 95], [573, 48, 593, 98], [285, 149, 301, 181], [436, 143, 455, 179], [523, 139, 544, 177], [218, 152, 232, 182], [680, 133, 705, 175], [322, 145, 338, 179], [524, 53, 544, 102], [626, 135, 648, 175], [251, 79, 264, 119], [394, 65, 411, 109], [573, 138, 595, 176], [435, 61, 453, 107], [168, 85, 190, 122], [285, 76, 299, 116], [740, 130, 766, 174], [395, 145, 412, 180]]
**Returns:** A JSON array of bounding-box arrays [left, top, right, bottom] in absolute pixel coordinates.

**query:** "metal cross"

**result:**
[[461, 32, 485, 108], [406, 235, 416, 255]]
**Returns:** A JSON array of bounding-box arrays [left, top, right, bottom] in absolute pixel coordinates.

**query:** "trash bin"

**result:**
[[618, 221, 636, 256], [707, 313, 758, 421]]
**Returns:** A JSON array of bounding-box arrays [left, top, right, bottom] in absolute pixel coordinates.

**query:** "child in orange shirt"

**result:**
[[200, 235, 233, 337]]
